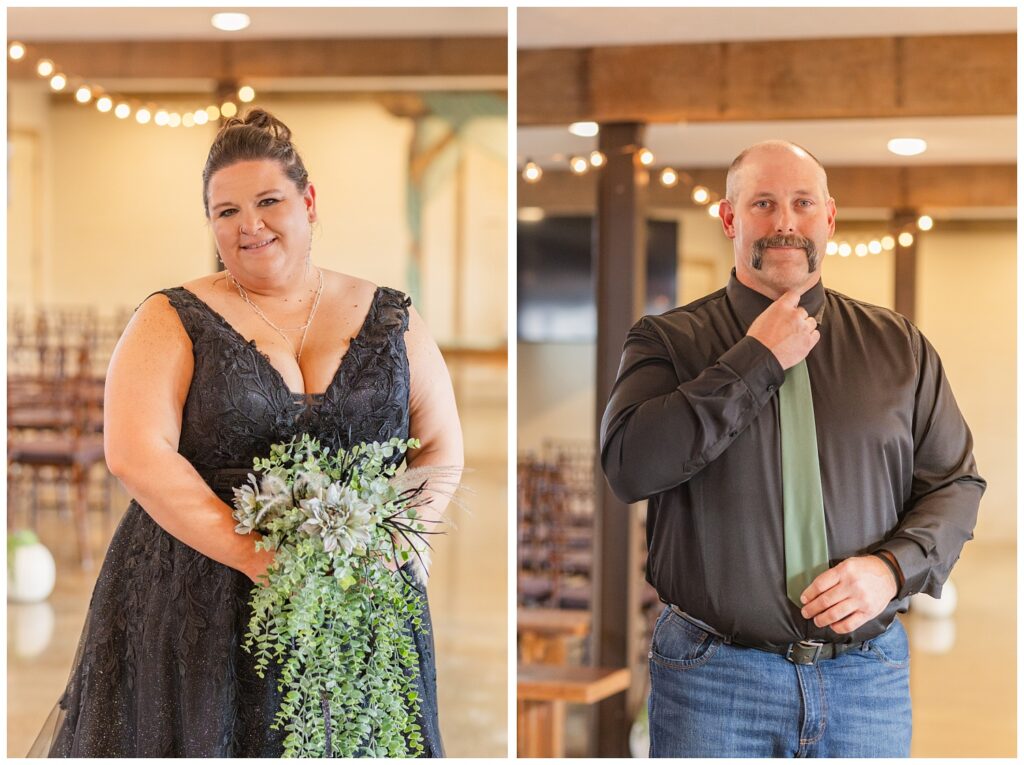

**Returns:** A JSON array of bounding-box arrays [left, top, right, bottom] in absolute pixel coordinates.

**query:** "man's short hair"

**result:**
[[725, 140, 830, 202]]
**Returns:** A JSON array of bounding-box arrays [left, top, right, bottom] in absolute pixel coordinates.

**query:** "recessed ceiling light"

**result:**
[[569, 122, 599, 137], [211, 12, 251, 32], [887, 138, 927, 156]]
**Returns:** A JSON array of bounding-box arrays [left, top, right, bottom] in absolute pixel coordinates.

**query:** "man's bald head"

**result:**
[[725, 140, 830, 203]]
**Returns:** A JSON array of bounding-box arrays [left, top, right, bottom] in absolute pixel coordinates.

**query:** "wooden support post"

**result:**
[[892, 208, 918, 322], [592, 122, 647, 757]]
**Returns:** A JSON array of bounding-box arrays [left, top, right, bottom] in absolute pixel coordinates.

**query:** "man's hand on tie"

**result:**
[[798, 554, 900, 634], [746, 282, 821, 370]]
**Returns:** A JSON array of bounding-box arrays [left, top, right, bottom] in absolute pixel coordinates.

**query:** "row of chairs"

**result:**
[[8, 331, 121, 568], [518, 440, 596, 610], [9, 307, 131, 380], [518, 440, 663, 666]]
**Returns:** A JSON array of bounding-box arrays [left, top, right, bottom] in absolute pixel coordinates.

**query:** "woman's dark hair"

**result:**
[[201, 108, 310, 215]]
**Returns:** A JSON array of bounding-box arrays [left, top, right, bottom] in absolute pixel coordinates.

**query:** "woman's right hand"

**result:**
[[243, 545, 277, 585]]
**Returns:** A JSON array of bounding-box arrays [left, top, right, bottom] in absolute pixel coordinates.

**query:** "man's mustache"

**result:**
[[751, 234, 819, 271]]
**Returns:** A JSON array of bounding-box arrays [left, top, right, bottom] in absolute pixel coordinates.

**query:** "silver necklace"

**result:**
[[229, 267, 324, 362]]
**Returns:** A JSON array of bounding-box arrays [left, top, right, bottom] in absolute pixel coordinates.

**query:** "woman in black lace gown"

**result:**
[[31, 109, 463, 757]]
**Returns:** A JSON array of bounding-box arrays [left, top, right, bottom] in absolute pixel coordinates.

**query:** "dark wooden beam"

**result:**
[[593, 123, 647, 758], [519, 164, 1016, 211], [892, 208, 918, 321], [519, 33, 1015, 124], [8, 37, 507, 80]]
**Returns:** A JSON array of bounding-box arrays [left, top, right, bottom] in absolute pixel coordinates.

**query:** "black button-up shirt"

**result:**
[[600, 271, 985, 646]]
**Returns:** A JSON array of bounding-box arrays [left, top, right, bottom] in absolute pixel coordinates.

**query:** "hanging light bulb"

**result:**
[[96, 96, 113, 113], [881, 235, 896, 251], [74, 86, 92, 104], [238, 85, 255, 103], [205, 105, 220, 121], [168, 113, 182, 128], [660, 168, 679, 187], [638, 148, 654, 166], [569, 156, 589, 175], [898, 232, 914, 247], [49, 73, 67, 91], [193, 109, 210, 126], [114, 103, 131, 119], [838, 242, 852, 257], [9, 42, 26, 60], [36, 59, 54, 77], [826, 241, 839, 256], [691, 185, 710, 204], [855, 243, 868, 257], [522, 160, 542, 183], [589, 150, 605, 168], [154, 110, 170, 127], [518, 207, 545, 223], [135, 107, 152, 125], [221, 101, 238, 118], [868, 240, 882, 255], [917, 215, 934, 231], [708, 202, 721, 218], [182, 112, 196, 128]]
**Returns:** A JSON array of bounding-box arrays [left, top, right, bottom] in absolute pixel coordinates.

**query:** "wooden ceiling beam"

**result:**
[[519, 34, 1015, 125], [7, 37, 507, 80], [518, 164, 1016, 210]]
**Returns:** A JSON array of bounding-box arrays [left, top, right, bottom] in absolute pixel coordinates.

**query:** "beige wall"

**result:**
[[517, 214, 1015, 545], [916, 226, 1015, 543], [8, 85, 506, 346]]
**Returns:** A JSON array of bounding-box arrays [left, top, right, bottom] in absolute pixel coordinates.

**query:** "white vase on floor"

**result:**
[[910, 579, 958, 619], [8, 537, 57, 603]]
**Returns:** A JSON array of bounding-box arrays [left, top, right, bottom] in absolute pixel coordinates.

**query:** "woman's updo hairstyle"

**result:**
[[202, 108, 310, 215]]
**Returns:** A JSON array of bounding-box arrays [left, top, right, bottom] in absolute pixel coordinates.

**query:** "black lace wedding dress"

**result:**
[[29, 285, 444, 757]]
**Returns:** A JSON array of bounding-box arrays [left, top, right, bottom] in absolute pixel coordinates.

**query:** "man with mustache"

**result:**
[[600, 140, 984, 757]]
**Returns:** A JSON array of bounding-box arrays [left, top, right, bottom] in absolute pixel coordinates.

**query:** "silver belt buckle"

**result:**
[[786, 639, 825, 665]]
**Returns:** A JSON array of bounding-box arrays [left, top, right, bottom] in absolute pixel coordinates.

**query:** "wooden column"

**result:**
[[592, 122, 647, 757], [892, 208, 918, 322]]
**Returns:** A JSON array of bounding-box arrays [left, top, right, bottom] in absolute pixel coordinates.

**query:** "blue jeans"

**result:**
[[648, 607, 911, 757]]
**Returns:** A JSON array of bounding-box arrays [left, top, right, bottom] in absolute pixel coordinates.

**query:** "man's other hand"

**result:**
[[799, 555, 899, 634], [747, 287, 820, 370]]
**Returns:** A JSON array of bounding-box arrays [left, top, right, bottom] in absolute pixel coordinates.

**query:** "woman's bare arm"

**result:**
[[103, 294, 274, 582], [404, 306, 465, 531]]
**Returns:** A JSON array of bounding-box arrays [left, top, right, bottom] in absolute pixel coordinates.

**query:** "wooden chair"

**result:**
[[8, 346, 107, 567]]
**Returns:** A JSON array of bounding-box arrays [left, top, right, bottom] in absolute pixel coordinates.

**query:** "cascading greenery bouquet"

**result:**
[[231, 433, 455, 758]]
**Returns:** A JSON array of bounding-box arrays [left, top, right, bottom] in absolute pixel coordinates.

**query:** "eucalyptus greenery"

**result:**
[[232, 434, 440, 757]]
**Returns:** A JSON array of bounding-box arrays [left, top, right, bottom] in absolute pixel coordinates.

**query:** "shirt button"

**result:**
[[729, 430, 738, 438], [768, 384, 777, 392]]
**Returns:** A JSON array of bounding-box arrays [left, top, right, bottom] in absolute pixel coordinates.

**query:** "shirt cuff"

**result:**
[[874, 539, 936, 600], [718, 336, 786, 406]]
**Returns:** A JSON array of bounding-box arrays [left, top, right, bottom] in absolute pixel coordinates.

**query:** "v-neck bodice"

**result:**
[[179, 285, 382, 400], [157, 285, 412, 475]]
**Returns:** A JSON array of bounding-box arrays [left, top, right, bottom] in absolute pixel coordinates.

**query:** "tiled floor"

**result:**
[[8, 358, 508, 758]]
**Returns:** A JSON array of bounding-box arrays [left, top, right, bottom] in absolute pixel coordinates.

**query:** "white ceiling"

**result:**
[[519, 116, 1018, 168], [517, 7, 1016, 48], [7, 7, 508, 41]]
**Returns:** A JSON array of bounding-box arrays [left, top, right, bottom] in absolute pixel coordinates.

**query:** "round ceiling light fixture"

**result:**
[[887, 138, 927, 157], [211, 12, 251, 32]]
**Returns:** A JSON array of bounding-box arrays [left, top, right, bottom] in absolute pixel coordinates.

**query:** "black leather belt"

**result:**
[[669, 605, 866, 666]]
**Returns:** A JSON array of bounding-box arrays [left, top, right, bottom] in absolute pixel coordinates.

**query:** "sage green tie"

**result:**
[[779, 359, 830, 607]]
